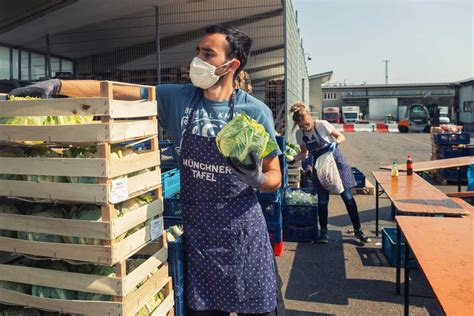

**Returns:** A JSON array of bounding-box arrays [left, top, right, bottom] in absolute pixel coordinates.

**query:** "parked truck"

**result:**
[[322, 107, 341, 123], [341, 106, 360, 123]]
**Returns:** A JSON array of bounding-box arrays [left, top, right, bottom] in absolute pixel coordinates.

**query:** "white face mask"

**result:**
[[189, 57, 234, 89]]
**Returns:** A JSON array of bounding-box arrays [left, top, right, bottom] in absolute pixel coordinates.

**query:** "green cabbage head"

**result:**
[[216, 112, 277, 166]]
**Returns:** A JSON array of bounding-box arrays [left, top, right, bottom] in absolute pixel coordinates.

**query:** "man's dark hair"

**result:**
[[204, 24, 252, 78]]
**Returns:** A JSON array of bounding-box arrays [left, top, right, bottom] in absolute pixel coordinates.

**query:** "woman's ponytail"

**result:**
[[290, 102, 308, 123]]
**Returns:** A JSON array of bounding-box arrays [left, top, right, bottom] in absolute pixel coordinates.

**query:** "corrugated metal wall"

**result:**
[[284, 0, 309, 140]]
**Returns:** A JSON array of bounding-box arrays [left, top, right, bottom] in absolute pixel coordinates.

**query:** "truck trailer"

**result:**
[[322, 107, 341, 123]]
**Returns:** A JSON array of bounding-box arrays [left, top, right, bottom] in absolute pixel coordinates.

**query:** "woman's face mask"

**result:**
[[189, 57, 234, 89]]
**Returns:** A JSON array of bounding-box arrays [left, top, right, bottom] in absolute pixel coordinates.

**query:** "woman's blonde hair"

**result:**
[[290, 102, 309, 123]]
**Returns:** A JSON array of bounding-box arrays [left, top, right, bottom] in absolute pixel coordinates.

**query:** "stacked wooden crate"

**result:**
[[0, 81, 174, 315], [233, 71, 252, 94], [264, 80, 285, 134], [287, 160, 301, 188]]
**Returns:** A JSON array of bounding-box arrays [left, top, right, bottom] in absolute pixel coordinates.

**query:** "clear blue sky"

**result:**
[[293, 0, 473, 84]]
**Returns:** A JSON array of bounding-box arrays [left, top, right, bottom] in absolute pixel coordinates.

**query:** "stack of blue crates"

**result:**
[[433, 132, 471, 182], [168, 235, 187, 316], [282, 188, 319, 242]]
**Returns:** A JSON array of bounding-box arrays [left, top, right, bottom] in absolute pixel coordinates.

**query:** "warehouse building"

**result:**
[[308, 71, 333, 118], [0, 0, 308, 139], [321, 82, 455, 122], [455, 78, 474, 132]]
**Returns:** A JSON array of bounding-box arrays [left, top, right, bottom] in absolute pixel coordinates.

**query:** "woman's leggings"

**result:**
[[317, 187, 361, 231]]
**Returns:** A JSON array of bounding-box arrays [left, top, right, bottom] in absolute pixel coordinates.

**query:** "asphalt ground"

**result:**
[[277, 132, 471, 316]]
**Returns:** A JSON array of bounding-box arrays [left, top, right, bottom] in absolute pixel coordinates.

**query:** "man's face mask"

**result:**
[[189, 57, 235, 89]]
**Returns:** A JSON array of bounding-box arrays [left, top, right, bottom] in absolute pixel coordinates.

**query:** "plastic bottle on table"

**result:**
[[391, 161, 399, 177], [406, 155, 413, 176]]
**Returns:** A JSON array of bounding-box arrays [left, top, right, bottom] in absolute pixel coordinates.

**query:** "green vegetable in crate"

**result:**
[[216, 112, 277, 166], [17, 208, 66, 243], [135, 291, 165, 316], [284, 143, 301, 161], [31, 261, 77, 300], [1, 307, 42, 316], [63, 205, 105, 245], [0, 204, 20, 238], [76, 265, 116, 301]]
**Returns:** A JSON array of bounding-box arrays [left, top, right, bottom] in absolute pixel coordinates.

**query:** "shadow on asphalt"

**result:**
[[326, 205, 393, 231], [284, 230, 441, 314]]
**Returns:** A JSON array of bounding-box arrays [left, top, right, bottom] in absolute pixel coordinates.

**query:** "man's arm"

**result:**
[[9, 79, 142, 100], [259, 155, 282, 192]]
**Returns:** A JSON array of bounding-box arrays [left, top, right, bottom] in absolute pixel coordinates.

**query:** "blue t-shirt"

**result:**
[[146, 84, 282, 159]]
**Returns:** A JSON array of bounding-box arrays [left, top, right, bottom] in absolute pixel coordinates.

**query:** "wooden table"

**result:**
[[372, 171, 471, 294], [396, 216, 474, 316], [380, 157, 474, 192]]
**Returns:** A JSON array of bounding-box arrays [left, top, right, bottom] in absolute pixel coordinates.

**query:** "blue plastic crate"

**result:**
[[164, 216, 183, 229], [259, 198, 282, 224], [438, 146, 470, 159], [351, 168, 366, 188], [267, 219, 283, 244], [119, 139, 151, 151], [164, 193, 181, 218], [283, 223, 318, 242], [282, 188, 318, 226], [468, 165, 474, 191], [174, 286, 187, 316], [162, 169, 180, 198], [439, 168, 467, 182], [160, 140, 179, 169], [382, 227, 417, 268], [434, 132, 470, 145], [168, 235, 185, 290], [256, 187, 282, 202]]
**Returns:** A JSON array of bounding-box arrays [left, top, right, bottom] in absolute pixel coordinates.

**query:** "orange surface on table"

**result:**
[[396, 216, 474, 315], [372, 171, 470, 216], [380, 156, 474, 172]]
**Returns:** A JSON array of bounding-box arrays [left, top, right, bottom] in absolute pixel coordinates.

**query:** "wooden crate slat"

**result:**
[[113, 224, 158, 263], [0, 98, 110, 117], [110, 120, 158, 143], [0, 121, 157, 144], [123, 268, 170, 315], [0, 264, 122, 296], [108, 150, 160, 178], [0, 150, 159, 178], [0, 156, 106, 177], [0, 179, 108, 203], [0, 236, 112, 265], [109, 100, 157, 118], [123, 246, 168, 296], [151, 290, 174, 316], [0, 169, 160, 204], [0, 288, 122, 315], [112, 199, 163, 238], [0, 213, 110, 240], [0, 123, 109, 143]]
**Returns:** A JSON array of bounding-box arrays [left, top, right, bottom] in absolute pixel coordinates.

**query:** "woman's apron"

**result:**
[[179, 89, 277, 313], [302, 125, 357, 193]]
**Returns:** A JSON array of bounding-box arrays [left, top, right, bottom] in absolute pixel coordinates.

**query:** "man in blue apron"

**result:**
[[10, 24, 285, 316]]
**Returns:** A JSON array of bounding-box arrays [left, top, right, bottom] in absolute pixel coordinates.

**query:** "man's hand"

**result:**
[[226, 152, 266, 189], [9, 79, 61, 99]]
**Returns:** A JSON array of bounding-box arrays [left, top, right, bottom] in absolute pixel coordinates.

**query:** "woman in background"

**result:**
[[289, 103, 370, 244]]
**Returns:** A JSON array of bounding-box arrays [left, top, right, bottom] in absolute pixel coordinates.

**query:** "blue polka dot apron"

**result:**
[[179, 89, 277, 313], [302, 125, 357, 192]]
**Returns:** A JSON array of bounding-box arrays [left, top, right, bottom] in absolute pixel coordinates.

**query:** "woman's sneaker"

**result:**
[[354, 229, 370, 243], [317, 229, 329, 244]]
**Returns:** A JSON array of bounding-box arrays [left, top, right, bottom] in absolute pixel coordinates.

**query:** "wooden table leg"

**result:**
[[375, 181, 380, 236], [457, 167, 461, 192], [404, 241, 410, 316], [396, 223, 401, 295]]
